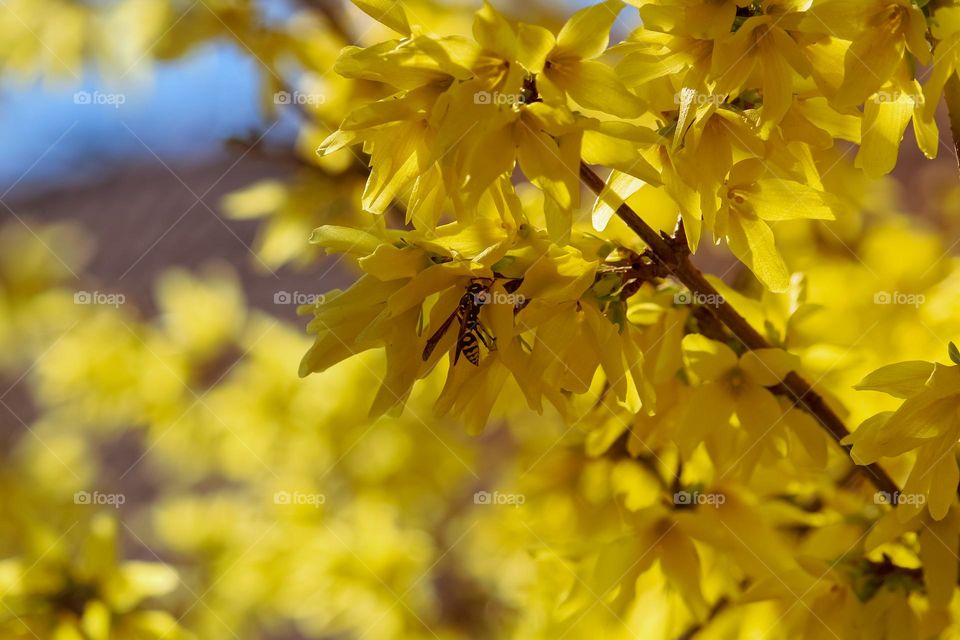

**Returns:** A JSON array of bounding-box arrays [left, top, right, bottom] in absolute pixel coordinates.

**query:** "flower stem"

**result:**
[[579, 161, 900, 496]]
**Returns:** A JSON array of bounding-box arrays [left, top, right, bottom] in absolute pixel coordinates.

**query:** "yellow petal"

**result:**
[[473, 1, 518, 61], [358, 245, 427, 281], [913, 97, 940, 160], [681, 334, 738, 383], [581, 126, 662, 185], [546, 59, 645, 117], [659, 531, 707, 617], [920, 513, 960, 608], [617, 48, 691, 87], [727, 215, 790, 292], [554, 0, 624, 61], [855, 361, 936, 398], [459, 123, 518, 210], [835, 30, 903, 108], [855, 91, 913, 178], [728, 158, 765, 186], [864, 507, 918, 551], [903, 1, 932, 64], [661, 158, 702, 251], [922, 45, 959, 120], [640, 1, 736, 39], [592, 170, 646, 231], [759, 34, 793, 125], [736, 385, 783, 437], [80, 601, 110, 640], [309, 225, 384, 256], [783, 406, 828, 467], [516, 124, 580, 224], [543, 196, 572, 246], [351, 0, 410, 35], [747, 179, 837, 221], [879, 395, 957, 444], [362, 122, 428, 214], [676, 384, 735, 456], [710, 19, 759, 96], [387, 264, 472, 316], [927, 451, 959, 521], [739, 348, 800, 386], [369, 306, 422, 418], [516, 23, 557, 72]]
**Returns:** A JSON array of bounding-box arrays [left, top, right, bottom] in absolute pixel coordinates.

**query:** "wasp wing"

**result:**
[[422, 307, 461, 361]]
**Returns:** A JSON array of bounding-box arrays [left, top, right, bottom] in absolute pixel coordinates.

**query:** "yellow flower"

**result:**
[[0, 515, 186, 639], [922, 6, 960, 122], [320, 1, 653, 239], [710, 3, 814, 126], [615, 30, 715, 92], [856, 78, 938, 178], [221, 173, 370, 269], [635, 0, 751, 41], [299, 209, 588, 423], [711, 159, 837, 292], [865, 506, 960, 613], [536, 0, 646, 118], [679, 334, 801, 472], [803, 0, 930, 108], [846, 353, 960, 521], [583, 482, 819, 619]]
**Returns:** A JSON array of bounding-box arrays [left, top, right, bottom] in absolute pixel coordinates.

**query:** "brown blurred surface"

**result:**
[[2, 155, 351, 318]]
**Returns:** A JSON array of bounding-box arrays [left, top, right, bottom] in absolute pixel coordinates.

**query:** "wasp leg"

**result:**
[[475, 322, 497, 351]]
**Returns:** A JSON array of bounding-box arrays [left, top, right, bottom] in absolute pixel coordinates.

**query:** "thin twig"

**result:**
[[579, 161, 900, 496], [676, 595, 732, 640]]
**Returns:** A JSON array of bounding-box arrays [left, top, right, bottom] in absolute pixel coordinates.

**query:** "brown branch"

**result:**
[[579, 161, 900, 496], [676, 595, 732, 640]]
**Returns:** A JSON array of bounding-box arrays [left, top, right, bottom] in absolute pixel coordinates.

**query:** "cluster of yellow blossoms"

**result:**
[[295, 0, 960, 635], [7, 0, 960, 637]]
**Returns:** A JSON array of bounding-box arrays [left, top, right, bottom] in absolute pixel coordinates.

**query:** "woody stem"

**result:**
[[579, 161, 900, 496]]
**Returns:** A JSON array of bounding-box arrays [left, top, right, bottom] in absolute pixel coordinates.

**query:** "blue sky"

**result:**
[[0, 42, 269, 190], [0, 0, 631, 191]]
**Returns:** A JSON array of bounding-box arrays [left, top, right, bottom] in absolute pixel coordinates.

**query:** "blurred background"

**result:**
[[1, 2, 637, 639], [4, 1, 960, 638], [0, 0, 646, 311]]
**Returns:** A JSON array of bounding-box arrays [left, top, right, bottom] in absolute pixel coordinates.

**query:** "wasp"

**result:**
[[422, 278, 498, 366]]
